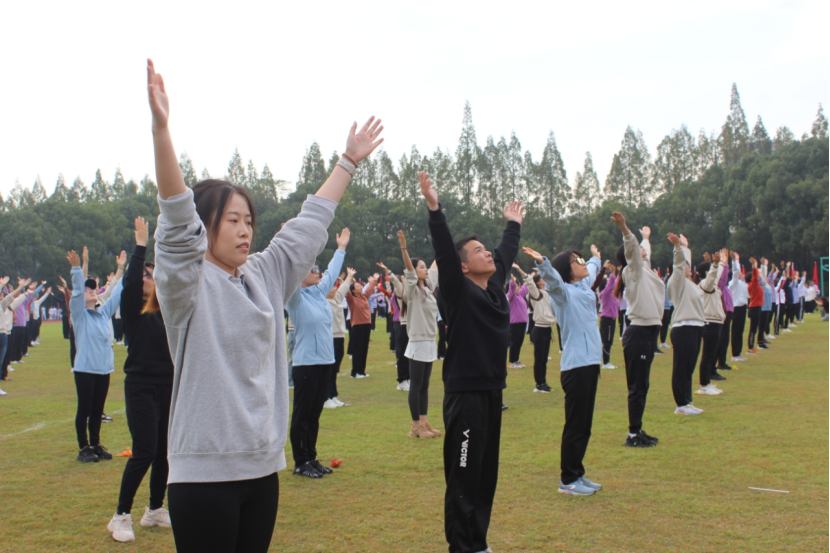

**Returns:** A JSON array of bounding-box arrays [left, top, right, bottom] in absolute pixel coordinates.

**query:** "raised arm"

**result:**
[[611, 212, 644, 278], [422, 171, 466, 304], [398, 230, 414, 272], [147, 59, 187, 200], [122, 217, 150, 322], [1, 278, 31, 311], [524, 247, 567, 307], [67, 251, 86, 324], [97, 251, 126, 304], [335, 268, 356, 303], [491, 202, 523, 286], [700, 251, 721, 292], [317, 229, 349, 293], [314, 117, 384, 203]]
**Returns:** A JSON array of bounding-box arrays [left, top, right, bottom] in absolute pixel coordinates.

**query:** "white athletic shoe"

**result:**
[[558, 350, 563, 354], [397, 380, 410, 391], [675, 405, 701, 415], [140, 506, 171, 528], [108, 513, 136, 542], [695, 386, 718, 396], [789, 323, 797, 328], [731, 356, 747, 362], [765, 334, 775, 340], [323, 399, 339, 409], [660, 342, 671, 349], [602, 363, 617, 370], [547, 356, 552, 360], [8, 367, 14, 372], [332, 397, 345, 407], [707, 384, 723, 395], [782, 328, 793, 332], [0, 388, 7, 396]]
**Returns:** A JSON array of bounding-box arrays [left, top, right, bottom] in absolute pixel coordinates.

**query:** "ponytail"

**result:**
[[613, 244, 627, 300]]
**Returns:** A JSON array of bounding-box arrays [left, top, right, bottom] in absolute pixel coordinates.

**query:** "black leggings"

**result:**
[[407, 358, 433, 420], [117, 383, 172, 514], [168, 472, 279, 553], [329, 337, 344, 399], [349, 324, 371, 376], [73, 371, 110, 449], [599, 316, 616, 365], [618, 310, 626, 338], [560, 365, 600, 484], [508, 322, 526, 363], [395, 323, 410, 382]]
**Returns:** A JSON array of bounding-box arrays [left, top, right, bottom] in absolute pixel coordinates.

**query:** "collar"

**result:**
[[205, 259, 246, 284]]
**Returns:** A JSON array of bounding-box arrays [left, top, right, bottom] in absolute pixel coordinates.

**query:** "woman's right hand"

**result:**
[[523, 247, 544, 264], [667, 233, 681, 248], [147, 59, 170, 131], [135, 216, 149, 247], [397, 230, 407, 249], [67, 251, 80, 268], [376, 262, 389, 273], [419, 171, 439, 211]]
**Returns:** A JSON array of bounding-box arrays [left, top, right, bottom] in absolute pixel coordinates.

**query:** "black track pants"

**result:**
[[699, 323, 721, 387], [508, 322, 525, 364], [73, 371, 110, 449], [290, 364, 331, 465], [530, 326, 551, 385], [716, 311, 732, 367], [328, 337, 344, 399], [623, 325, 659, 435], [560, 364, 600, 484], [670, 326, 702, 406], [731, 305, 747, 356], [599, 316, 616, 365], [395, 323, 410, 382]]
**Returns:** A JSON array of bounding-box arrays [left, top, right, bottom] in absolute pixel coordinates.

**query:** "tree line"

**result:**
[[1, 84, 827, 290]]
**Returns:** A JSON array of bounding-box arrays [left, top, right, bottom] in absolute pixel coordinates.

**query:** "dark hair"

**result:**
[[532, 273, 543, 285], [550, 249, 583, 284], [613, 244, 627, 299], [455, 235, 479, 263], [141, 284, 161, 315], [84, 278, 98, 290], [192, 179, 256, 248], [144, 262, 155, 271], [696, 261, 711, 281], [409, 257, 433, 299]]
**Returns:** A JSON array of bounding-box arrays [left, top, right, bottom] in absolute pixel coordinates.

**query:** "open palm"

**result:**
[[345, 117, 384, 163], [147, 59, 170, 130]]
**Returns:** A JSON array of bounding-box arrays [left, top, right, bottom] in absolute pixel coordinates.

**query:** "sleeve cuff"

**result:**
[[158, 188, 196, 225], [305, 194, 338, 213]]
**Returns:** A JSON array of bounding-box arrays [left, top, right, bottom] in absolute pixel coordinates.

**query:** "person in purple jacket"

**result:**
[[506, 273, 529, 369], [715, 248, 735, 372], [598, 262, 620, 369], [9, 284, 36, 364]]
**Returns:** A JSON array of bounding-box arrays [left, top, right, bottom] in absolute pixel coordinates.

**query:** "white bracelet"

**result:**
[[337, 157, 356, 176]]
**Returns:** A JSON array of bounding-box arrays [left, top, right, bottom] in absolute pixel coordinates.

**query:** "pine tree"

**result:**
[[719, 83, 751, 165], [582, 152, 601, 210], [374, 149, 399, 200], [695, 129, 719, 175], [179, 152, 198, 187], [654, 125, 697, 193], [201, 168, 212, 180], [124, 179, 138, 197], [455, 101, 478, 204], [111, 167, 127, 199], [89, 169, 110, 202], [6, 181, 25, 209], [751, 116, 772, 155], [476, 137, 497, 213], [246, 160, 259, 189], [352, 154, 378, 193], [811, 104, 828, 139], [604, 126, 655, 206], [227, 148, 246, 186], [773, 126, 796, 150], [536, 131, 569, 219], [31, 176, 47, 203], [427, 148, 456, 205], [296, 142, 327, 192], [139, 175, 158, 197], [68, 176, 86, 202], [505, 132, 526, 204], [51, 174, 69, 202]]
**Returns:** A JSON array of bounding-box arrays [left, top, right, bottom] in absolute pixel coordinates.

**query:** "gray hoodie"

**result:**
[[154, 189, 335, 483]]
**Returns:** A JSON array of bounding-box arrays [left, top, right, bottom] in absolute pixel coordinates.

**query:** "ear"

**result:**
[[460, 262, 469, 275]]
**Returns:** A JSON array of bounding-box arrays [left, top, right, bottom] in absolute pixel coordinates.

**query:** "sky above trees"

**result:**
[[1, 0, 827, 197]]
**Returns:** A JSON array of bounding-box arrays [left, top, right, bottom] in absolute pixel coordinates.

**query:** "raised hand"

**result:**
[[418, 171, 439, 211], [397, 230, 407, 249], [344, 117, 384, 163], [610, 212, 630, 235], [503, 201, 524, 224], [336, 228, 351, 250], [667, 233, 681, 248], [116, 251, 128, 268], [59, 276, 67, 289], [376, 262, 390, 274], [82, 246, 89, 264], [679, 234, 688, 247], [45, 286, 52, 295], [603, 260, 612, 269], [512, 263, 526, 277], [750, 257, 758, 267], [135, 216, 149, 247], [67, 251, 80, 268], [523, 247, 544, 264], [147, 59, 170, 131], [731, 251, 739, 261], [640, 226, 651, 239], [720, 248, 729, 263], [590, 244, 600, 258], [713, 251, 721, 264], [347, 267, 357, 277], [0, 277, 8, 288]]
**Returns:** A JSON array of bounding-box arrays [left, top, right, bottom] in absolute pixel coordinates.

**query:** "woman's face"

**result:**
[[208, 193, 252, 272], [415, 259, 429, 282], [571, 255, 589, 282]]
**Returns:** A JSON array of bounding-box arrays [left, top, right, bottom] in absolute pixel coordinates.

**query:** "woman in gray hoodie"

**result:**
[[146, 59, 384, 553]]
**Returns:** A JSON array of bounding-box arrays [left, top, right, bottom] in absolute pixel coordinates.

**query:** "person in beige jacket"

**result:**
[[697, 249, 727, 394], [512, 263, 555, 392], [324, 268, 356, 408]]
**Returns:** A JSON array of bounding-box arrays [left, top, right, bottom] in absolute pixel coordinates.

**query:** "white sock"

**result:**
[[628, 433, 637, 438]]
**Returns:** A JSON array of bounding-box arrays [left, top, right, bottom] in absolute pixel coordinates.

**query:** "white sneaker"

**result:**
[[707, 384, 723, 395], [140, 506, 171, 528], [349, 354, 353, 359], [108, 513, 136, 542], [8, 367, 14, 372], [660, 342, 671, 349], [602, 363, 617, 369], [695, 386, 717, 396], [675, 405, 701, 415], [323, 399, 339, 409], [782, 328, 792, 332], [396, 380, 410, 391], [0, 388, 7, 396], [687, 404, 704, 413], [332, 397, 345, 407], [731, 356, 747, 362], [558, 350, 563, 354], [765, 334, 775, 340], [789, 323, 797, 328], [547, 356, 552, 360]]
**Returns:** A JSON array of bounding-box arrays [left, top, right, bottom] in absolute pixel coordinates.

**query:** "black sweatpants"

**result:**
[[560, 364, 600, 484], [508, 322, 526, 364], [716, 310, 733, 367], [62, 316, 70, 339], [168, 472, 279, 553], [395, 323, 410, 382], [731, 305, 747, 356], [747, 306, 761, 350], [599, 316, 616, 365], [444, 389, 502, 553], [10, 326, 25, 362], [113, 317, 124, 342], [73, 371, 110, 449], [659, 307, 673, 344], [758, 310, 770, 345], [21, 321, 30, 355], [328, 337, 344, 399], [762, 309, 772, 337], [390, 319, 397, 351], [555, 323, 563, 352], [407, 358, 433, 420], [349, 323, 371, 377], [670, 325, 703, 406], [699, 323, 721, 387], [618, 310, 626, 338], [530, 326, 551, 385], [117, 382, 172, 514], [290, 364, 332, 465], [438, 322, 447, 359], [623, 325, 659, 435], [0, 333, 9, 380]]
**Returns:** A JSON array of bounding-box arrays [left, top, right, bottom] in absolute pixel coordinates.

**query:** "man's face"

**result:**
[[461, 240, 495, 277]]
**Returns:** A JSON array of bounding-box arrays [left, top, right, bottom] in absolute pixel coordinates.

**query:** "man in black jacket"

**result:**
[[420, 171, 522, 553]]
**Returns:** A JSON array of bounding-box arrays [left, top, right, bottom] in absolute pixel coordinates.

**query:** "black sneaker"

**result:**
[[501, 404, 509, 411], [534, 383, 552, 393], [638, 430, 659, 444], [293, 461, 323, 479], [101, 413, 113, 423], [623, 433, 655, 448], [710, 373, 726, 381], [717, 364, 732, 371], [310, 460, 333, 474], [92, 444, 112, 460], [759, 344, 769, 349], [77, 446, 100, 463]]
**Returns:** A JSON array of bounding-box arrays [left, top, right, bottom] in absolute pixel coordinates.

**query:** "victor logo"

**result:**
[[460, 429, 470, 467]]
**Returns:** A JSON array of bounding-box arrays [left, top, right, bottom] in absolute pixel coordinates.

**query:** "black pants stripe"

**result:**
[[444, 390, 502, 553], [716, 310, 733, 367], [508, 322, 526, 364], [731, 305, 747, 357], [328, 337, 344, 399], [395, 323, 410, 382], [530, 326, 551, 385], [623, 325, 660, 435], [407, 359, 433, 420], [168, 472, 279, 553], [117, 382, 172, 514], [560, 365, 600, 484], [699, 323, 721, 386], [290, 364, 332, 465], [670, 326, 703, 406], [73, 371, 110, 449], [349, 324, 371, 377], [599, 316, 616, 365]]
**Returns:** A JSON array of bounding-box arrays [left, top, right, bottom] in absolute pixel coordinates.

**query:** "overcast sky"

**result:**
[[1, 0, 827, 198]]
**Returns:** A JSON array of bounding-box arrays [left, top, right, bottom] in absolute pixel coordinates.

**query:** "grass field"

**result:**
[[1, 316, 827, 553]]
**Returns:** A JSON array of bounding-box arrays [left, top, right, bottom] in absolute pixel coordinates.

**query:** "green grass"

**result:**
[[1, 317, 827, 553]]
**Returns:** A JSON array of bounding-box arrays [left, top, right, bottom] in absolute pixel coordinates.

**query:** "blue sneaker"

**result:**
[[558, 480, 596, 495], [579, 476, 602, 491]]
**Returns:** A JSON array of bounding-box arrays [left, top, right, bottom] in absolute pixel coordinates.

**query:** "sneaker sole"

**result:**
[[107, 526, 136, 542], [558, 488, 595, 496], [140, 518, 171, 528], [533, 389, 551, 393]]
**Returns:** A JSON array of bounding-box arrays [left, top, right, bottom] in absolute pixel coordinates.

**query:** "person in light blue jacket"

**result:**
[[68, 249, 125, 463], [524, 244, 603, 497], [285, 228, 350, 479]]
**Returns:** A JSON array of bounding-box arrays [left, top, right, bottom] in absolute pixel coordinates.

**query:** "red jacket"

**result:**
[[747, 267, 764, 308]]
